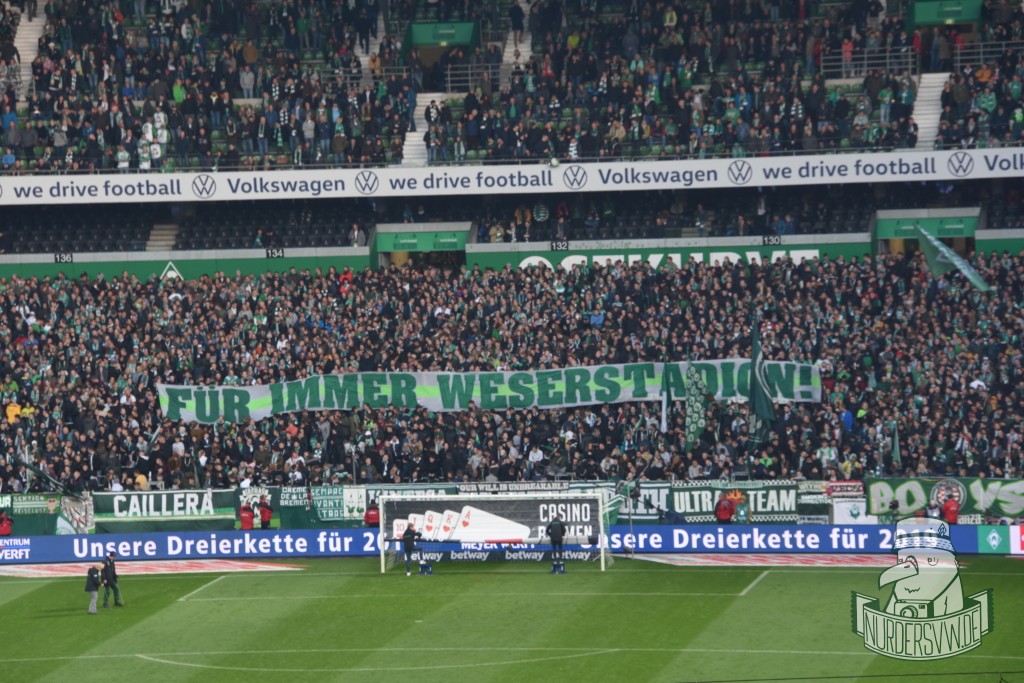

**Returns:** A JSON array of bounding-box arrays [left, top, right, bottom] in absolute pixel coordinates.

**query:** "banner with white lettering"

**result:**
[[278, 485, 367, 523], [0, 149, 1019, 206], [0, 524, 991, 565], [865, 477, 1024, 523], [92, 490, 238, 533], [671, 481, 799, 523], [157, 360, 821, 424]]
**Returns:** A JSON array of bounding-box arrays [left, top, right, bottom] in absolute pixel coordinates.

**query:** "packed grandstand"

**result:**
[[0, 227, 1021, 493], [1, 0, 1023, 171], [0, 0, 1021, 500]]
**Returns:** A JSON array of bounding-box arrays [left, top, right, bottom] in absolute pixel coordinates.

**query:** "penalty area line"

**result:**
[[178, 575, 227, 602], [739, 570, 770, 596], [185, 590, 740, 601], [3, 648, 1024, 666]]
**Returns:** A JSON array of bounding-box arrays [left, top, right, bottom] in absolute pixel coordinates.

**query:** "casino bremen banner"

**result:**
[[158, 360, 820, 424]]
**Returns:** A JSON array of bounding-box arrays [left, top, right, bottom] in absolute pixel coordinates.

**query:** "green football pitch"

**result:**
[[1, 556, 1021, 683]]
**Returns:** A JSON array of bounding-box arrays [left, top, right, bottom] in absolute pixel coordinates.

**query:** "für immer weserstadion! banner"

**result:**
[[158, 360, 821, 424]]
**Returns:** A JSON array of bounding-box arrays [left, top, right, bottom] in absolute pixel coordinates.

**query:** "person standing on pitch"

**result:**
[[402, 523, 423, 576], [85, 563, 103, 614], [102, 551, 124, 608], [546, 514, 567, 561]]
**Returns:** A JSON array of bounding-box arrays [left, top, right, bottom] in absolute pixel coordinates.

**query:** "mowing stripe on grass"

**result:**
[[676, 670, 1024, 683], [1, 566, 1017, 586]]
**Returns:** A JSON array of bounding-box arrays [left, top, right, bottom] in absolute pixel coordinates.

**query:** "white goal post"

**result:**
[[378, 492, 612, 572]]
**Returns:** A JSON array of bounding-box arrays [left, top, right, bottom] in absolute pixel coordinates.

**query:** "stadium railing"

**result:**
[[4, 139, 990, 176], [954, 39, 1024, 72], [318, 63, 519, 95], [819, 48, 919, 80]]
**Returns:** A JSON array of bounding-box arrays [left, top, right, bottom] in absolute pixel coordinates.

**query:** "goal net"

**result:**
[[379, 492, 613, 573]]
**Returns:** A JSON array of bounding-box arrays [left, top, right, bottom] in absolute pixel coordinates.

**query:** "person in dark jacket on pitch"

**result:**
[[402, 523, 423, 576], [546, 514, 567, 561], [102, 551, 124, 608], [85, 563, 103, 614]]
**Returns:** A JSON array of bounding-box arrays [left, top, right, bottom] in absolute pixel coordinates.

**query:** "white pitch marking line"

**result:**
[[134, 649, 623, 673], [1, 567, 1020, 586], [739, 570, 770, 596], [2, 647, 1023, 665], [177, 575, 227, 602], [185, 591, 740, 601]]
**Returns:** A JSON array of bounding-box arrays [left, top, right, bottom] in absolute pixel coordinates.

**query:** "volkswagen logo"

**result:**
[[355, 170, 380, 195], [727, 160, 753, 185], [947, 151, 974, 178], [562, 165, 588, 190], [191, 174, 217, 199]]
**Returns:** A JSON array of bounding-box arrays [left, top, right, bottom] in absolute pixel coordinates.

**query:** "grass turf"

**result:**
[[0, 556, 1021, 683]]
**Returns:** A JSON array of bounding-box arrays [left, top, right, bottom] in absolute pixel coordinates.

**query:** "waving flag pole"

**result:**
[[748, 309, 775, 451]]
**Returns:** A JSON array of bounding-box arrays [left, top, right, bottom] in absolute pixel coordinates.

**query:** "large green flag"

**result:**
[[891, 423, 901, 470], [684, 361, 712, 450], [916, 227, 991, 292], [748, 320, 775, 446]]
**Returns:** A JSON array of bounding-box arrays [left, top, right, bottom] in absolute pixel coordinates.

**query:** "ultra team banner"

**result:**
[[158, 360, 821, 424]]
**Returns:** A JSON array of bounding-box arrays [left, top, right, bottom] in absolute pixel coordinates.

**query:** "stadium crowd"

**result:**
[[3, 0, 411, 172], [933, 52, 1024, 150], [426, 0, 928, 161], [0, 0, 990, 172], [0, 248, 1021, 494]]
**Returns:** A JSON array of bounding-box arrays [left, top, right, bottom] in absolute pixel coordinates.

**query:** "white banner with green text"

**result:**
[[158, 360, 821, 424]]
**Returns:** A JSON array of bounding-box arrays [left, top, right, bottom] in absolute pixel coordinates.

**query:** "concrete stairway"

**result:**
[[914, 72, 949, 150], [400, 91, 446, 166], [14, 1, 49, 101], [365, 14, 388, 60], [147, 224, 179, 252], [500, 0, 534, 82]]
